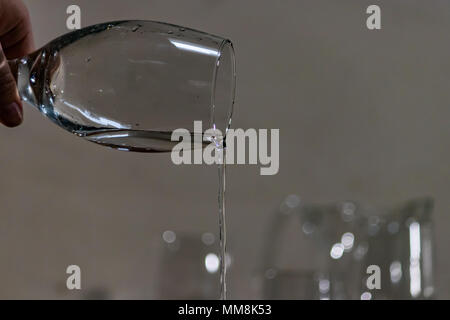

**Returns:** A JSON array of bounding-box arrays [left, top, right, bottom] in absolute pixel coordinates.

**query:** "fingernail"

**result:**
[[0, 102, 23, 127]]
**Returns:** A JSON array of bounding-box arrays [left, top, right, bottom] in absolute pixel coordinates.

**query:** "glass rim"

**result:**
[[211, 39, 236, 136]]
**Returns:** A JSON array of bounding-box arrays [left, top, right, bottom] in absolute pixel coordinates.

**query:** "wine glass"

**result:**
[[9, 20, 236, 152]]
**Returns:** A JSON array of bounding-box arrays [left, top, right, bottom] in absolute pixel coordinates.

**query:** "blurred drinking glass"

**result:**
[[260, 196, 435, 299]]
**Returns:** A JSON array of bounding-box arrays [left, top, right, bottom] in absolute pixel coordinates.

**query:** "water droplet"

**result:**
[[86, 57, 91, 63], [30, 73, 36, 84], [167, 30, 173, 34], [180, 28, 185, 32], [132, 24, 141, 32]]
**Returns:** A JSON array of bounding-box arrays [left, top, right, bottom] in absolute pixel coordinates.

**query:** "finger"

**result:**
[[0, 0, 35, 59], [0, 43, 22, 127], [1, 18, 34, 59]]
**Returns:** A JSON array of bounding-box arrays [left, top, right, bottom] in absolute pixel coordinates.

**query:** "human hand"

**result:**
[[0, 0, 34, 127]]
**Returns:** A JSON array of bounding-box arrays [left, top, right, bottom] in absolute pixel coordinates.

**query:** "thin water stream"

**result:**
[[216, 143, 227, 300]]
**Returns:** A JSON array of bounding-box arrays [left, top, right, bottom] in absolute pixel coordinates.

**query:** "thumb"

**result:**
[[0, 43, 23, 127]]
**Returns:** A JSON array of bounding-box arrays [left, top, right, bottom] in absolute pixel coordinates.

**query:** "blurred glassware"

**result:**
[[155, 231, 233, 299], [261, 269, 336, 300], [260, 196, 435, 299]]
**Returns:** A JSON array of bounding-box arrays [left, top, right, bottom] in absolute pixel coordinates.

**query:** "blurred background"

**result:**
[[0, 0, 449, 299]]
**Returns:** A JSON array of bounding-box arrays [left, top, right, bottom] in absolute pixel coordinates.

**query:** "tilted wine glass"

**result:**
[[9, 20, 236, 152]]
